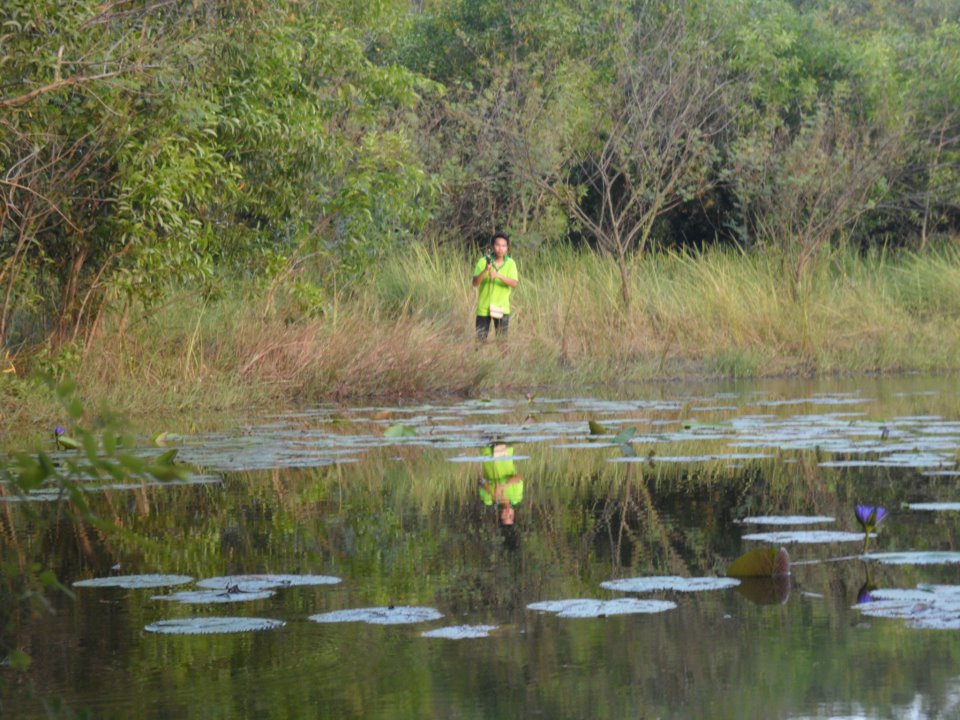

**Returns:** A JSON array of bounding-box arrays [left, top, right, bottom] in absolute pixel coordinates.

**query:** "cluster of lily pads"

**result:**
[[55, 391, 960, 637], [71, 570, 753, 637]]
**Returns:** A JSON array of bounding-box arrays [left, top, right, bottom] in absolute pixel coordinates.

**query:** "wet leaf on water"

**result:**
[[73, 574, 194, 589], [738, 516, 835, 525], [588, 420, 608, 435], [384, 424, 417, 438], [309, 606, 443, 625], [727, 547, 791, 577], [152, 432, 184, 447], [56, 434, 82, 450], [152, 589, 275, 604], [854, 585, 960, 629], [446, 455, 529, 464], [601, 576, 740, 593], [741, 531, 869, 544], [421, 625, 498, 639], [527, 598, 676, 618], [144, 617, 286, 635], [905, 502, 960, 512], [863, 552, 960, 565], [197, 574, 342, 591]]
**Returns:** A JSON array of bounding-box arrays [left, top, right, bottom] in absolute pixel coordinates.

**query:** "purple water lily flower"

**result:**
[[54, 425, 66, 436], [855, 504, 887, 533]]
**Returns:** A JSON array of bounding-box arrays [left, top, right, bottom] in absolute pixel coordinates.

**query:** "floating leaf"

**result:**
[[384, 424, 417, 438], [73, 574, 193, 589], [601, 576, 740, 593], [905, 502, 960, 512], [144, 617, 285, 635], [854, 585, 960, 629], [864, 552, 960, 565], [741, 531, 869, 544], [309, 606, 443, 625], [727, 547, 791, 577], [153, 432, 184, 447], [197, 574, 341, 592], [56, 434, 82, 450], [152, 589, 275, 604], [738, 516, 835, 525], [527, 598, 676, 618], [421, 625, 498, 639], [588, 420, 608, 435]]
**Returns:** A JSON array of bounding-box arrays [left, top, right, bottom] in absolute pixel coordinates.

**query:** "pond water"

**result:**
[[3, 375, 960, 718]]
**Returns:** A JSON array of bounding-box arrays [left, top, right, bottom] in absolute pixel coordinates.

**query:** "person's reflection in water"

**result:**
[[478, 443, 523, 530]]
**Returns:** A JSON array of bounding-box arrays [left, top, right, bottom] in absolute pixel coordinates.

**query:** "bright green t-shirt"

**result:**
[[474, 255, 518, 316], [479, 445, 523, 506]]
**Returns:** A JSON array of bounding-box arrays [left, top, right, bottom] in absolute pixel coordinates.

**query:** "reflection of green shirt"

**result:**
[[479, 480, 523, 507], [479, 446, 523, 505], [481, 445, 516, 482], [473, 256, 518, 316]]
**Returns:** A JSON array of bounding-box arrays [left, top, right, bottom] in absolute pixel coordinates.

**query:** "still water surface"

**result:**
[[3, 376, 960, 718]]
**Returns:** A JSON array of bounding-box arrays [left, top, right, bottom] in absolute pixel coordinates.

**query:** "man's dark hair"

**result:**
[[491, 232, 510, 245]]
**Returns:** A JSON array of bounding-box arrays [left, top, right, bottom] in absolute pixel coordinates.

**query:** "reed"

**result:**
[[4, 241, 960, 434]]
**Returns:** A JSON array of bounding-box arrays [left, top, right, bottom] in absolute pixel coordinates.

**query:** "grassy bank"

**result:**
[[3, 243, 960, 435]]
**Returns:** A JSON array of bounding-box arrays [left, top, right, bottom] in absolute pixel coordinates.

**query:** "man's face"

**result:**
[[499, 505, 515, 526], [493, 237, 508, 257]]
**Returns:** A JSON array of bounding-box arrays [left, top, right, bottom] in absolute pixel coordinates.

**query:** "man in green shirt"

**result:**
[[472, 232, 518, 341]]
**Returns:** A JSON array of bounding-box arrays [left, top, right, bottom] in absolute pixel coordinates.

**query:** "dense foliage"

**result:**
[[2, 0, 958, 341]]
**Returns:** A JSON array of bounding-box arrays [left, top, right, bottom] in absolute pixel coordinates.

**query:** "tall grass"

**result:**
[[5, 241, 960, 430]]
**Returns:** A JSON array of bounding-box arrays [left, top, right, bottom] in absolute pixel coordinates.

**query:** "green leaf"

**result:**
[[6, 649, 32, 671], [727, 547, 791, 578], [56, 434, 82, 450], [153, 432, 184, 447], [588, 420, 608, 435], [55, 378, 77, 399], [156, 449, 179, 465], [384, 423, 416, 438]]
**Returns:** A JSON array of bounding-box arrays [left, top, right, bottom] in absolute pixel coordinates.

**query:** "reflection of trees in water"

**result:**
[[5, 445, 960, 716]]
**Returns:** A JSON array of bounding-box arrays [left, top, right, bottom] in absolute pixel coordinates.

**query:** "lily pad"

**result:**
[[151, 589, 275, 604], [905, 502, 960, 512], [739, 516, 835, 525], [309, 606, 443, 625], [196, 574, 342, 591], [73, 574, 193, 589], [854, 586, 960, 629], [384, 424, 417, 438], [421, 625, 498, 639], [527, 598, 676, 618], [144, 617, 286, 635], [727, 547, 791, 577], [742, 531, 870, 544], [863, 552, 960, 565], [445, 455, 529, 463], [600, 576, 740, 593], [588, 420, 609, 435]]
